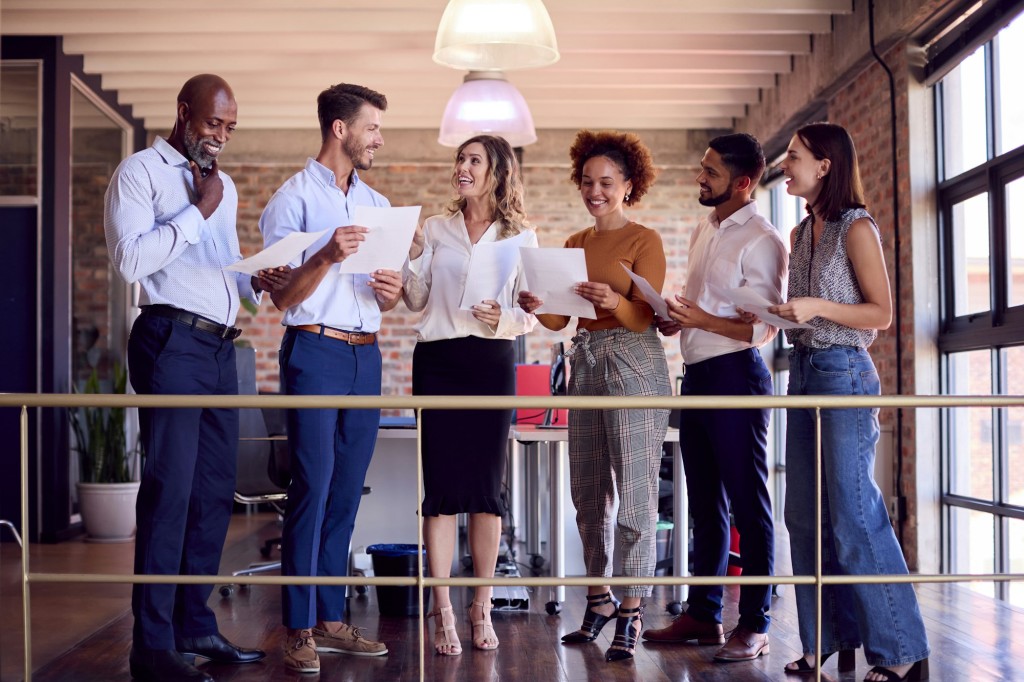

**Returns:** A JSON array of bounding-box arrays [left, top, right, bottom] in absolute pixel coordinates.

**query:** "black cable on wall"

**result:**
[[868, 0, 907, 544]]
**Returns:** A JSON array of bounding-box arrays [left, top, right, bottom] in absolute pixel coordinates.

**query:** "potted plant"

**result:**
[[70, 362, 142, 542]]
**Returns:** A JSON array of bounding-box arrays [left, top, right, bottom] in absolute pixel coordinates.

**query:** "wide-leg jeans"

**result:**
[[785, 345, 929, 667]]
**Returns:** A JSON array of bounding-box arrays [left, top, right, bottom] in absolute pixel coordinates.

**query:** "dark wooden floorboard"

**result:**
[[3, 512, 1023, 681]]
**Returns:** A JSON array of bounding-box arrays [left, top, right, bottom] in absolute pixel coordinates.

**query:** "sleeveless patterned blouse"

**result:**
[[784, 207, 879, 349]]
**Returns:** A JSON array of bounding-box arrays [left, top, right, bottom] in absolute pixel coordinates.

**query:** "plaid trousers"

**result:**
[[566, 326, 671, 598]]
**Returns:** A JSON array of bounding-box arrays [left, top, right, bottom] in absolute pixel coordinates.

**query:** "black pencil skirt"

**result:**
[[412, 336, 515, 517]]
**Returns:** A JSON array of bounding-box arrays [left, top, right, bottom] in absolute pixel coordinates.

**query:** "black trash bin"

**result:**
[[366, 544, 430, 617]]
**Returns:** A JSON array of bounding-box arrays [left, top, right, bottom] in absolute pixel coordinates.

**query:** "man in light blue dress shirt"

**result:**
[[258, 83, 403, 674], [105, 74, 288, 682]]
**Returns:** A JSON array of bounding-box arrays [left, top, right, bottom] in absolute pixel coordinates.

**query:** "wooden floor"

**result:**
[[2, 513, 1023, 681]]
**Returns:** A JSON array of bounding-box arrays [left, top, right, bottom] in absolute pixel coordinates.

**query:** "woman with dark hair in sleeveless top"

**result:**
[[769, 122, 930, 682]]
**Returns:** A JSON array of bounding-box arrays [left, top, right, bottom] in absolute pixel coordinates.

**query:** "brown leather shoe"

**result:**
[[641, 612, 725, 644], [713, 627, 770, 662]]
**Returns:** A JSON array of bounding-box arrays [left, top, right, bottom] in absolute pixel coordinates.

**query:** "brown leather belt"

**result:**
[[289, 324, 376, 345]]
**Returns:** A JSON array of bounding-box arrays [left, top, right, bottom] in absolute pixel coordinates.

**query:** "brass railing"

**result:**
[[2, 393, 1023, 681]]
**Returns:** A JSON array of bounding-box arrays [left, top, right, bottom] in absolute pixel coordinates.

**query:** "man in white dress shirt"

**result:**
[[258, 83, 403, 673], [105, 74, 286, 682], [644, 134, 788, 664]]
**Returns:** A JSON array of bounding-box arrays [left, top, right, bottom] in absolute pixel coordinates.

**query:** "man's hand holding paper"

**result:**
[[337, 205, 422, 274]]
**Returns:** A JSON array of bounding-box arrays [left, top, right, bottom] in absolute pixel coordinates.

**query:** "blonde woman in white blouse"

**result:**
[[402, 135, 537, 655]]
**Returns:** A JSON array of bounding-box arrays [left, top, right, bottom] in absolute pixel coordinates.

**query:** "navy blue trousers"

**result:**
[[678, 348, 775, 633], [127, 313, 238, 650], [279, 328, 381, 628]]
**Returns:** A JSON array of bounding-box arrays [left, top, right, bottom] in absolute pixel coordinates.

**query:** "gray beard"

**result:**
[[184, 121, 218, 169]]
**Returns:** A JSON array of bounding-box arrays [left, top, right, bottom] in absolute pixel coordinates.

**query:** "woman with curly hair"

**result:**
[[402, 134, 537, 655], [518, 130, 671, 661]]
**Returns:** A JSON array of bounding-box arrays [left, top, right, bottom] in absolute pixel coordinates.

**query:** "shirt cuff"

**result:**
[[172, 203, 209, 244]]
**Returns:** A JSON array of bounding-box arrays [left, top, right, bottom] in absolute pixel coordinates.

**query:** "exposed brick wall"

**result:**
[[824, 41, 925, 561], [219, 133, 713, 414]]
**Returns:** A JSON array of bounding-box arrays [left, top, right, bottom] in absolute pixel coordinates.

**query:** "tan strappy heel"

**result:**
[[469, 600, 499, 650], [429, 605, 462, 656]]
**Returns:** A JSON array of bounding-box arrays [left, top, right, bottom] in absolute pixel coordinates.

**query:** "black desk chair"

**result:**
[[220, 403, 290, 597]]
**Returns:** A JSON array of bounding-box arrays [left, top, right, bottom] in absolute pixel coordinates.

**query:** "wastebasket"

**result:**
[[654, 520, 673, 576], [366, 544, 430, 617]]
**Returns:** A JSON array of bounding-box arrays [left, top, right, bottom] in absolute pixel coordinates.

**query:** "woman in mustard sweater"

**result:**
[[518, 130, 671, 661]]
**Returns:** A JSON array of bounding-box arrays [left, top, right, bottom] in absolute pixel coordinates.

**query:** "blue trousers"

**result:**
[[678, 348, 775, 633], [785, 345, 929, 666], [279, 328, 381, 628], [127, 313, 238, 650]]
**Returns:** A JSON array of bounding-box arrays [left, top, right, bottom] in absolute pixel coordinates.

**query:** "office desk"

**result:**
[[509, 426, 686, 613]]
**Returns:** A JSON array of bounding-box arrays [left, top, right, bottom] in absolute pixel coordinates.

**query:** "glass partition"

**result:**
[[0, 61, 41, 199]]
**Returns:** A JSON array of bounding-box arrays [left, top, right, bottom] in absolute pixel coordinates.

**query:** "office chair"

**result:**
[[220, 401, 290, 597]]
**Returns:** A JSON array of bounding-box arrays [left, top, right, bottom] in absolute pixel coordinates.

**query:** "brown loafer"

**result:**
[[713, 627, 769, 662], [641, 612, 725, 644]]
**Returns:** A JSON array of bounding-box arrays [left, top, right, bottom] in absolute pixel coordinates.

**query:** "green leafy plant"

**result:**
[[70, 363, 138, 483]]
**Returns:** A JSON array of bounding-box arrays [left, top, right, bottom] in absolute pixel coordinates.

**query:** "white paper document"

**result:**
[[459, 231, 534, 309], [620, 263, 668, 319], [519, 247, 597, 319], [337, 205, 422, 274], [225, 229, 331, 275], [727, 285, 813, 330]]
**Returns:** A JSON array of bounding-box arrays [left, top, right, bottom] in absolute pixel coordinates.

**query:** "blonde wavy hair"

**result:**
[[444, 134, 531, 239]]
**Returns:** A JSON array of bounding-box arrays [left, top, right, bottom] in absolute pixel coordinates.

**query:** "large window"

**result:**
[[936, 11, 1024, 606], [761, 173, 805, 521]]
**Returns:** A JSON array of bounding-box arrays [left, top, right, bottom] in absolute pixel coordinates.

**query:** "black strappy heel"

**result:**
[[785, 648, 857, 675], [605, 604, 644, 662], [561, 592, 620, 644]]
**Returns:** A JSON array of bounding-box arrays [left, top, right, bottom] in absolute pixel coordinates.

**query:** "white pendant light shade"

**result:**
[[433, 0, 560, 71], [438, 72, 537, 148]]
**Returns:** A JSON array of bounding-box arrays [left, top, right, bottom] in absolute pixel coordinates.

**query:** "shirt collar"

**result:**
[[153, 136, 189, 168], [708, 200, 760, 230], [305, 157, 361, 190]]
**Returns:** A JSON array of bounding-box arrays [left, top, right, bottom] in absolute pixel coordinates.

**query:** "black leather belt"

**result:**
[[143, 304, 242, 340]]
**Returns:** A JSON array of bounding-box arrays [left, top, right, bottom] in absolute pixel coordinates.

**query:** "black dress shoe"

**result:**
[[129, 647, 213, 681], [176, 632, 266, 664]]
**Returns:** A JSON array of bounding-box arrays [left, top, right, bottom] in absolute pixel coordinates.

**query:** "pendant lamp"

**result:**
[[433, 0, 560, 72], [438, 71, 537, 148]]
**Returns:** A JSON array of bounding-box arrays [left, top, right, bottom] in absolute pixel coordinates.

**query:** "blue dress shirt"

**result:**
[[258, 158, 391, 332], [104, 137, 257, 325]]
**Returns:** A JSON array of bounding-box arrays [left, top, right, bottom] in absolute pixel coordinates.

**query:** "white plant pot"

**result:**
[[76, 481, 140, 543]]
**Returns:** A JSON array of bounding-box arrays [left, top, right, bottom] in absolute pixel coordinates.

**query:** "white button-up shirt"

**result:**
[[403, 212, 538, 342], [678, 202, 788, 365], [259, 158, 391, 332], [104, 137, 258, 325]]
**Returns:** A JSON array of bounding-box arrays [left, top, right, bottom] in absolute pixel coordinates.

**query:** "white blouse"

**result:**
[[402, 211, 538, 342]]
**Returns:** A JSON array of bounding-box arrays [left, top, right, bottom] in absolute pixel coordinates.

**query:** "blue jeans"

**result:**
[[785, 345, 929, 666]]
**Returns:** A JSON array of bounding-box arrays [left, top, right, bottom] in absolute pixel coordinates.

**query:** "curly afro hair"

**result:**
[[568, 130, 657, 206]]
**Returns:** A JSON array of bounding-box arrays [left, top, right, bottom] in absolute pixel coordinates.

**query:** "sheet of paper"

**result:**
[[225, 229, 330, 275], [459, 231, 534, 309], [337, 205, 422, 274], [620, 263, 668, 319], [519, 247, 597, 319], [726, 285, 813, 330]]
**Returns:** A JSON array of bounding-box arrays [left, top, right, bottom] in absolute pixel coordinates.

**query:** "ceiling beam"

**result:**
[[4, 0, 851, 12], [61, 32, 811, 56], [98, 70, 778, 91], [141, 114, 737, 131], [1, 10, 832, 35], [114, 86, 759, 106], [81, 52, 792, 74]]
